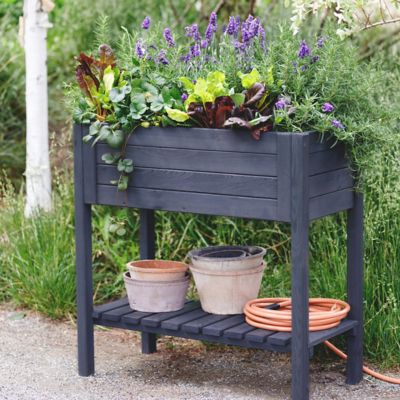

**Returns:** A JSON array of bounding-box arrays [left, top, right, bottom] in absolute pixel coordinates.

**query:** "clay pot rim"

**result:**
[[189, 262, 265, 276], [188, 245, 266, 262], [124, 271, 190, 285], [127, 259, 188, 273]]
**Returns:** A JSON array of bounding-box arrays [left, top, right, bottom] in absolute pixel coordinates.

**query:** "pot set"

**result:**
[[123, 245, 266, 315]]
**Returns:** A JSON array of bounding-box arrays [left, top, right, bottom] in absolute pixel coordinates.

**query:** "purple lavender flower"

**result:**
[[209, 12, 217, 32], [332, 119, 345, 129], [275, 99, 286, 109], [317, 37, 325, 48], [190, 44, 201, 57], [186, 24, 201, 41], [200, 39, 208, 49], [242, 28, 251, 45], [311, 55, 320, 64], [249, 18, 260, 38], [322, 102, 334, 113], [156, 50, 169, 65], [226, 16, 236, 35], [300, 65, 308, 72], [180, 53, 191, 63], [234, 40, 245, 51], [181, 93, 188, 102], [298, 40, 310, 58], [163, 28, 175, 47], [135, 40, 145, 58], [205, 12, 217, 41], [192, 24, 201, 41], [141, 16, 151, 30]]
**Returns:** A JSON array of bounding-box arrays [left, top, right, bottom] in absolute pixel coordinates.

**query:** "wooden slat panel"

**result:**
[[202, 315, 245, 337], [182, 314, 231, 334], [80, 126, 97, 204], [310, 188, 354, 220], [121, 311, 155, 325], [224, 323, 255, 340], [309, 144, 348, 175], [245, 328, 276, 343], [309, 168, 353, 198], [308, 319, 358, 347], [267, 332, 292, 346], [277, 133, 291, 220], [161, 309, 208, 331], [93, 298, 128, 319], [97, 145, 277, 177], [140, 301, 199, 328], [97, 166, 278, 199], [102, 305, 134, 322], [122, 126, 278, 154], [96, 186, 279, 221]]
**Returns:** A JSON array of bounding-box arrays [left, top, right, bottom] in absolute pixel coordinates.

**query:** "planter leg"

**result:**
[[346, 192, 364, 384], [139, 209, 157, 354], [291, 133, 310, 400], [74, 124, 94, 376]]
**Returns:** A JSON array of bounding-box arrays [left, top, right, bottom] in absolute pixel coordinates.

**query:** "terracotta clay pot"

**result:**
[[127, 259, 188, 281], [189, 262, 265, 315], [124, 271, 189, 312]]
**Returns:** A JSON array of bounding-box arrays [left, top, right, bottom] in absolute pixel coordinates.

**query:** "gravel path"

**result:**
[[0, 305, 399, 400]]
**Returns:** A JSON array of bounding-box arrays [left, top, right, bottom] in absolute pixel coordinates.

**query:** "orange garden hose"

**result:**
[[244, 298, 400, 385]]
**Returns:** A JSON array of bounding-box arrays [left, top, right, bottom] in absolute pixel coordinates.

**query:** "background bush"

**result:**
[[0, 0, 399, 367]]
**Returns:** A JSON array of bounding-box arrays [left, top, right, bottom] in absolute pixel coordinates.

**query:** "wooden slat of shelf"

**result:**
[[182, 314, 231, 334], [161, 309, 208, 331], [140, 302, 199, 328], [93, 298, 129, 319], [224, 323, 255, 340]]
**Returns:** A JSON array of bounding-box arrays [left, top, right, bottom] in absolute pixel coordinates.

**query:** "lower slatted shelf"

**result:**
[[93, 298, 358, 353]]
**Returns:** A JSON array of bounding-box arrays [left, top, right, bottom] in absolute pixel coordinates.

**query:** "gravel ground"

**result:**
[[0, 305, 399, 400]]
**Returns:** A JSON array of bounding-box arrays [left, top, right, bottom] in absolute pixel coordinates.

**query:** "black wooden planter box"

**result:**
[[74, 125, 363, 400]]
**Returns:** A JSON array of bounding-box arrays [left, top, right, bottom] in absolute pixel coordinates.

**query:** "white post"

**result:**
[[23, 0, 54, 217]]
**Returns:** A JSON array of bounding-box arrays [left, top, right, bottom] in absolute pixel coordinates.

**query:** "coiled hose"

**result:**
[[244, 298, 400, 385]]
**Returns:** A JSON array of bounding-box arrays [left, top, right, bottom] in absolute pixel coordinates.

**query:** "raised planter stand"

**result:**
[[74, 125, 363, 400]]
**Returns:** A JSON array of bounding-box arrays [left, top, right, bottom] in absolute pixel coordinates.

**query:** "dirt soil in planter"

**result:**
[[1, 304, 399, 400]]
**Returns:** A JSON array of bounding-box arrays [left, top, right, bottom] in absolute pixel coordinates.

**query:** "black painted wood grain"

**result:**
[[97, 144, 278, 176], [97, 165, 278, 199], [96, 185, 278, 220]]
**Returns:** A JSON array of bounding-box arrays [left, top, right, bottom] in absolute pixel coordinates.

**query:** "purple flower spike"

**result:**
[[200, 39, 208, 49], [181, 93, 188, 102], [322, 102, 334, 113], [332, 119, 345, 129], [141, 16, 151, 30], [192, 24, 201, 41], [242, 28, 251, 44], [135, 40, 145, 58], [180, 53, 191, 63], [156, 50, 169, 65], [190, 44, 201, 57], [298, 40, 310, 58], [163, 28, 175, 47], [227, 16, 236, 35], [317, 37, 325, 48], [249, 18, 260, 38], [275, 99, 286, 109], [209, 12, 217, 32], [311, 55, 320, 64]]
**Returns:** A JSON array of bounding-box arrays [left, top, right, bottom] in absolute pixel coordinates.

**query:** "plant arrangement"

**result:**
[[70, 12, 395, 190]]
